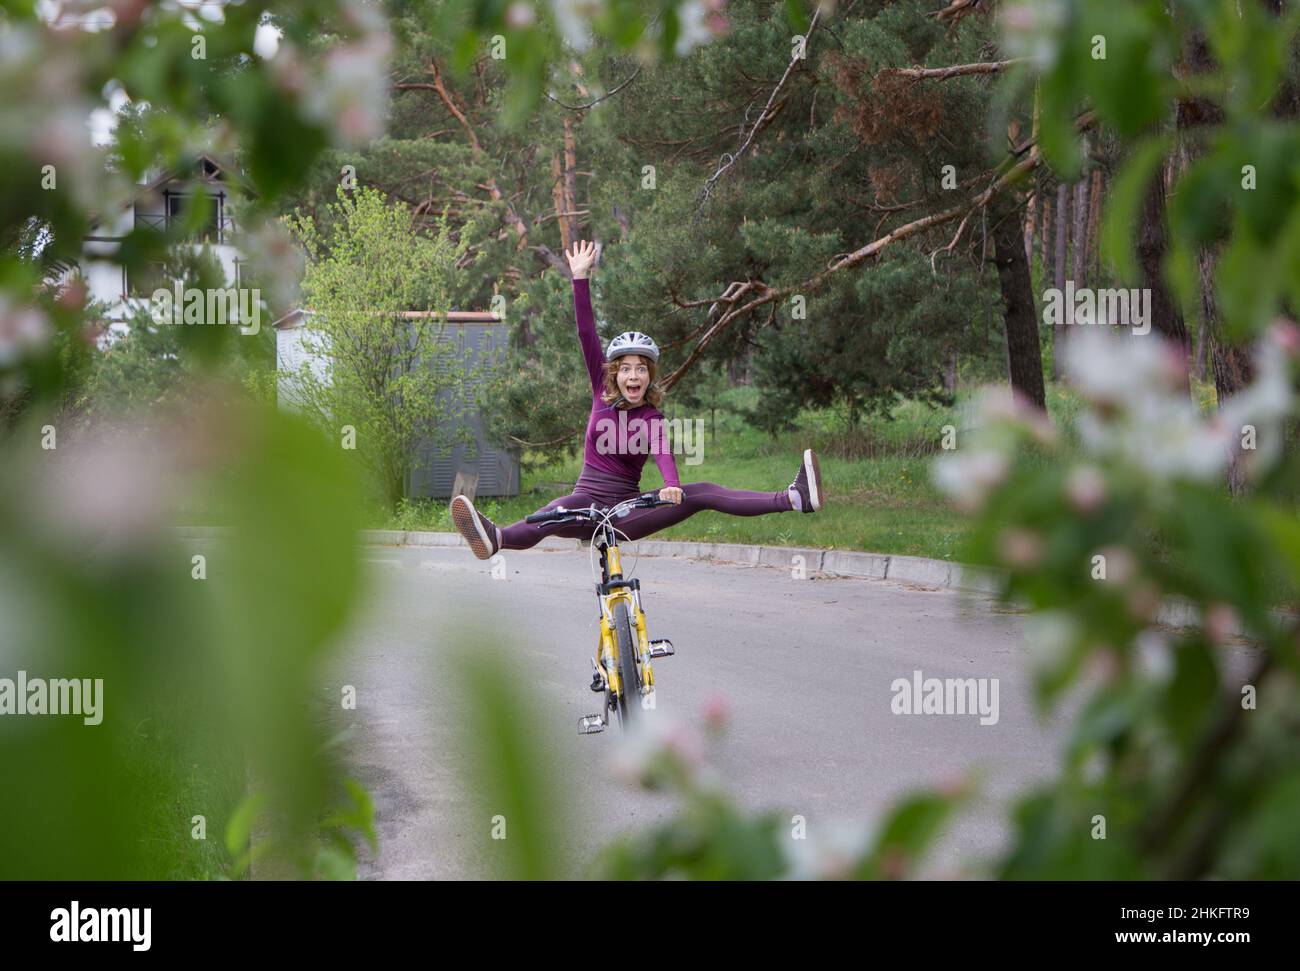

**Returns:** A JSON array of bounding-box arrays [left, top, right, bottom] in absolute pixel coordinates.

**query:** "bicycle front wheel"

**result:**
[[611, 599, 640, 730]]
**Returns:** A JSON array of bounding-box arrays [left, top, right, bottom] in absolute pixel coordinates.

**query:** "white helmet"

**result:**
[[606, 330, 660, 363]]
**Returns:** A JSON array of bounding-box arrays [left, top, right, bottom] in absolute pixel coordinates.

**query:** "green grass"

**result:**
[[383, 388, 1086, 561], [122, 704, 246, 880], [386, 384, 1101, 560]]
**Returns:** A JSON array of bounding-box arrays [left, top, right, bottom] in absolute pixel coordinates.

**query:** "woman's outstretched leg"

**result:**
[[456, 451, 824, 555], [613, 450, 824, 542], [497, 492, 599, 551], [615, 481, 788, 541], [451, 491, 597, 558]]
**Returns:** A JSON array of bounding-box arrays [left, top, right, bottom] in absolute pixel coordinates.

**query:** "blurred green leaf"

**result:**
[[856, 791, 956, 879], [1101, 136, 1171, 281], [225, 792, 268, 858], [1161, 639, 1219, 754]]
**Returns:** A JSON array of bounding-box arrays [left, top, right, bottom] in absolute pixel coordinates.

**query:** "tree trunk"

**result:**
[[1072, 174, 1089, 295], [727, 355, 742, 385], [551, 153, 571, 253], [1194, 317, 1209, 381], [519, 306, 537, 348], [1177, 24, 1246, 483], [1052, 181, 1069, 378], [1087, 169, 1104, 283], [1137, 165, 1192, 391], [551, 116, 582, 252], [1203, 246, 1254, 496], [991, 194, 1047, 410], [1039, 196, 1051, 271], [1024, 189, 1037, 266], [1212, 344, 1255, 498], [561, 113, 577, 227], [1054, 182, 1068, 293]]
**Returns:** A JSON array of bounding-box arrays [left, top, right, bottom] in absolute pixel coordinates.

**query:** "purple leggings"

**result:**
[[499, 469, 793, 551]]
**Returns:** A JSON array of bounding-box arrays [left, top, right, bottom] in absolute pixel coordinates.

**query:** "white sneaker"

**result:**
[[788, 448, 823, 513], [449, 494, 501, 559]]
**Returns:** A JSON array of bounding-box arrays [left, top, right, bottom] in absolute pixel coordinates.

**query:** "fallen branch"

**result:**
[[882, 59, 1024, 81], [661, 110, 1097, 391]]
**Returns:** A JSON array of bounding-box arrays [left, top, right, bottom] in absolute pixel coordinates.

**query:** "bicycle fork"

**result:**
[[580, 590, 676, 735]]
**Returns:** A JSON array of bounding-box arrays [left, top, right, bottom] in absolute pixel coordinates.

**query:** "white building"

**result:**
[[79, 154, 249, 334], [72, 149, 519, 499]]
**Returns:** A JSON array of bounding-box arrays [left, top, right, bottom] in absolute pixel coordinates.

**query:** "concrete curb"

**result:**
[[169, 526, 1279, 637], [169, 525, 978, 585], [822, 549, 889, 580], [358, 529, 993, 590], [886, 554, 953, 588]]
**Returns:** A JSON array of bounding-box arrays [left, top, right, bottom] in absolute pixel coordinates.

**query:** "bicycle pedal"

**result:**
[[578, 714, 605, 734], [589, 673, 606, 692], [649, 638, 675, 659]]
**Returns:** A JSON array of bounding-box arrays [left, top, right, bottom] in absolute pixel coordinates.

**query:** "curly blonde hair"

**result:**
[[600, 354, 664, 409]]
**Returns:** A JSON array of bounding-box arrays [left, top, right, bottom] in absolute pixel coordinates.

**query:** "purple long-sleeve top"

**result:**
[[572, 278, 680, 488]]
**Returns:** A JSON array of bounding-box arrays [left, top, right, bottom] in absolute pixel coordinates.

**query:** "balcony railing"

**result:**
[[125, 259, 252, 297], [134, 212, 236, 245]]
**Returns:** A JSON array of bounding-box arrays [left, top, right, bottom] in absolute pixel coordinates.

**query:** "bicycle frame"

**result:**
[[591, 522, 655, 715], [524, 491, 674, 733]]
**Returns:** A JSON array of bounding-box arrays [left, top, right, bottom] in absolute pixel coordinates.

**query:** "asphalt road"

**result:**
[[329, 543, 1083, 880]]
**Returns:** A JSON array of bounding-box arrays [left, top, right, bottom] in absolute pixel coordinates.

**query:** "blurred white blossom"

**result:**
[[607, 711, 706, 790], [1135, 630, 1173, 683], [1097, 545, 1136, 585], [780, 818, 871, 880], [340, 0, 388, 35], [28, 104, 101, 209], [1024, 610, 1080, 675], [1064, 327, 1184, 406], [998, 527, 1045, 568], [673, 0, 717, 57], [1065, 464, 1106, 512], [0, 299, 53, 366], [505, 2, 537, 29], [932, 448, 1009, 512], [1063, 327, 1295, 484], [253, 21, 281, 60], [27, 425, 176, 555], [1217, 322, 1297, 474], [553, 0, 602, 52], [306, 32, 393, 146], [999, 0, 1067, 71], [241, 218, 306, 314]]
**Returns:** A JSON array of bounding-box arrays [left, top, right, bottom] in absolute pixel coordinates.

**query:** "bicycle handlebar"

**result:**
[[524, 491, 676, 526]]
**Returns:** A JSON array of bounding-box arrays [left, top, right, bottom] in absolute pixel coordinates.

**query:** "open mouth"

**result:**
[[625, 384, 643, 396]]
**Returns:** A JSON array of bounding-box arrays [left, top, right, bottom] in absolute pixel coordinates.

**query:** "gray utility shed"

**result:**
[[273, 308, 520, 498]]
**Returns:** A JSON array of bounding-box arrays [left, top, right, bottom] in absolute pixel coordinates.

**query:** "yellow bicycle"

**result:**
[[525, 492, 676, 734]]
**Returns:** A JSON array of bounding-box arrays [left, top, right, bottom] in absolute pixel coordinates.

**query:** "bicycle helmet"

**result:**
[[605, 330, 660, 363]]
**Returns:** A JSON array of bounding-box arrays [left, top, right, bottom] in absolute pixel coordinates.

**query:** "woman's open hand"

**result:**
[[659, 487, 683, 505], [566, 239, 597, 280]]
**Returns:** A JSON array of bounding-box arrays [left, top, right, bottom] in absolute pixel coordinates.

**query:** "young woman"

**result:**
[[450, 239, 824, 559]]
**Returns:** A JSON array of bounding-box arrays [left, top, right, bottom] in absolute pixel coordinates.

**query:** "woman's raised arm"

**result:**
[[650, 414, 681, 489], [566, 240, 604, 393]]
